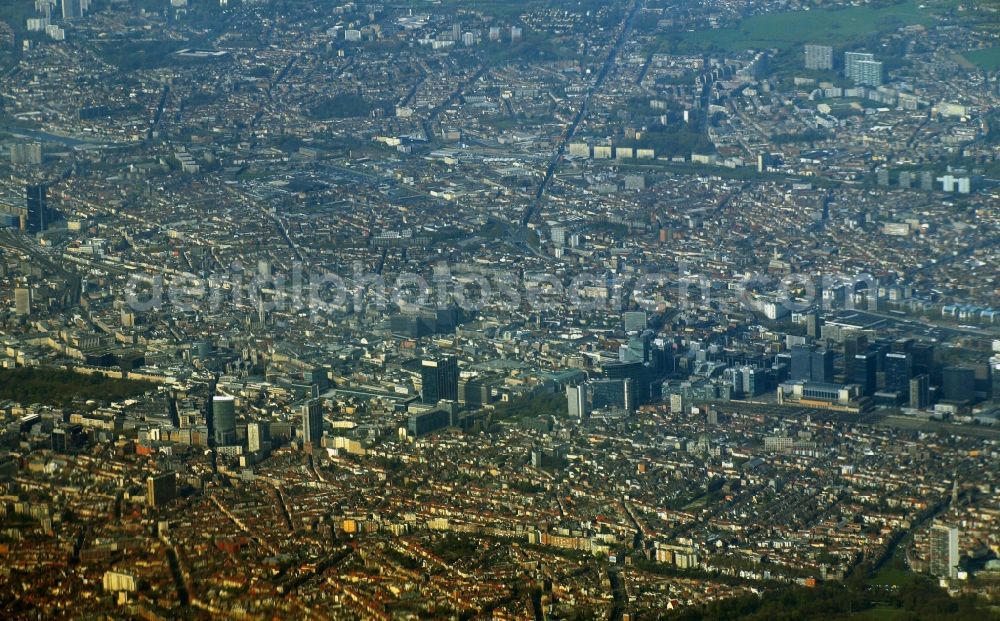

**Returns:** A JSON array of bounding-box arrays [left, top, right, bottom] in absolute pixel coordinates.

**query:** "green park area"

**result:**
[[681, 1, 940, 52], [664, 568, 996, 620], [962, 47, 1000, 70], [0, 367, 156, 408]]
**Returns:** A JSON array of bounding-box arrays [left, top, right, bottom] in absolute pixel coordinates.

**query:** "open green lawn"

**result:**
[[682, 1, 942, 52], [963, 47, 1000, 70], [870, 565, 919, 587]]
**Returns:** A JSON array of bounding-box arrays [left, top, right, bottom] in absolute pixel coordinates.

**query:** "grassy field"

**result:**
[[681, 1, 939, 52], [962, 47, 1000, 70], [870, 556, 921, 588]]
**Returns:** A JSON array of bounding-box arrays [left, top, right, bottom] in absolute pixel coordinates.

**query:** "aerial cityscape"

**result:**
[[0, 0, 999, 618]]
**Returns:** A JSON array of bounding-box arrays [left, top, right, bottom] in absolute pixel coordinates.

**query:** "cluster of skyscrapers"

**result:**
[[843, 335, 983, 408], [212, 394, 323, 451]]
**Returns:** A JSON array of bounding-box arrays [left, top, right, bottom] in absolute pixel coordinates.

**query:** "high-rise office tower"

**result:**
[[588, 378, 635, 414], [620, 332, 652, 364], [911, 342, 935, 381], [869, 339, 891, 371], [604, 361, 647, 405], [146, 473, 176, 507], [623, 311, 647, 333], [421, 356, 458, 404], [942, 366, 975, 403], [741, 367, 769, 397], [25, 184, 48, 233], [787, 345, 831, 382], [790, 345, 812, 381], [844, 334, 868, 378], [804, 44, 833, 70], [806, 311, 822, 339], [851, 351, 877, 396], [651, 341, 675, 373], [844, 334, 869, 377], [458, 376, 494, 407], [247, 421, 270, 452], [892, 337, 914, 355], [810, 348, 834, 383], [991, 357, 1000, 402], [407, 409, 450, 437], [566, 384, 588, 421], [301, 398, 323, 448], [929, 523, 960, 579], [884, 352, 912, 401], [909, 374, 930, 409], [212, 395, 237, 446]]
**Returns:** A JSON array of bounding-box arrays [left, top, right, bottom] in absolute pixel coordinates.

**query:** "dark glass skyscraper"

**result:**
[[909, 374, 930, 409], [421, 356, 458, 404], [25, 184, 48, 233], [810, 349, 834, 383], [941, 366, 975, 403], [302, 398, 324, 448], [912, 342, 936, 382], [589, 378, 635, 413], [851, 351, 877, 396], [884, 352, 912, 401], [789, 345, 833, 383], [604, 361, 647, 404], [843, 334, 869, 378], [790, 345, 811, 381]]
